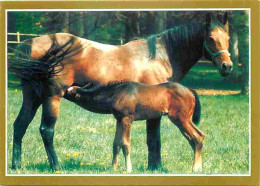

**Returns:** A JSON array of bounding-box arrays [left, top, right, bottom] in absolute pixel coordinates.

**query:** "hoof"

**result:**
[[147, 162, 162, 170], [50, 164, 61, 172], [192, 164, 202, 172], [11, 163, 21, 170], [126, 167, 132, 173]]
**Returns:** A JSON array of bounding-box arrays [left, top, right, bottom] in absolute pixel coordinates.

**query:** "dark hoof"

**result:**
[[147, 163, 162, 170], [11, 163, 21, 170], [51, 165, 61, 172]]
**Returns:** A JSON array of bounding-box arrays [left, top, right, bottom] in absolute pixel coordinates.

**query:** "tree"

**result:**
[[230, 10, 249, 95]]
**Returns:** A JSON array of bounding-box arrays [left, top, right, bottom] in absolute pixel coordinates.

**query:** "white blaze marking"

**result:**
[[68, 87, 74, 92]]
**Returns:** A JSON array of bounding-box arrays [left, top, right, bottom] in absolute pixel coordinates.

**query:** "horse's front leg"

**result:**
[[121, 117, 132, 173], [112, 117, 133, 173], [146, 117, 162, 170], [40, 95, 61, 171], [112, 121, 122, 171]]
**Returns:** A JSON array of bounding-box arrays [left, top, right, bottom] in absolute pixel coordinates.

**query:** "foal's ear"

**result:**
[[206, 13, 212, 32]]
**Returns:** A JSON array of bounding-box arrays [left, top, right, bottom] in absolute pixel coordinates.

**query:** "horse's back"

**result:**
[[29, 33, 77, 59], [160, 82, 190, 94]]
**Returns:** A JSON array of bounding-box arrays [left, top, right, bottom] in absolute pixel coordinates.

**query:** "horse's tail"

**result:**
[[189, 88, 201, 125], [8, 35, 79, 97]]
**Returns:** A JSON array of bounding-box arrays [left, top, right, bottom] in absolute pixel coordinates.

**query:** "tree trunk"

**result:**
[[69, 12, 84, 37], [61, 12, 69, 33], [237, 11, 249, 95], [230, 10, 249, 95]]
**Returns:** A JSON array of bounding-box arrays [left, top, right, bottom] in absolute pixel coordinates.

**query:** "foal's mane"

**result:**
[[85, 81, 130, 94]]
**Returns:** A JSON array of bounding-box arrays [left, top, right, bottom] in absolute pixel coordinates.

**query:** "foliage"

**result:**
[[8, 12, 46, 34], [229, 11, 249, 95]]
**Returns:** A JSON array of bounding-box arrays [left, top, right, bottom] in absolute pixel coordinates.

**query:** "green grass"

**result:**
[[7, 63, 249, 174], [182, 62, 241, 90]]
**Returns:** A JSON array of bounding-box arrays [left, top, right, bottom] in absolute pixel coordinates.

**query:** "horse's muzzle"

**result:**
[[220, 61, 233, 76]]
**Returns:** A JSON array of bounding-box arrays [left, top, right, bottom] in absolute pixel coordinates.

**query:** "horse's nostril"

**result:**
[[222, 62, 227, 71]]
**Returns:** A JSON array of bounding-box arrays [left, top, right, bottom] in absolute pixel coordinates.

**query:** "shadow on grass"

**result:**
[[25, 163, 51, 173]]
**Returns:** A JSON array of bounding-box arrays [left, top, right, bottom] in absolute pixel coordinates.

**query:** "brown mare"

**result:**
[[65, 81, 205, 173], [9, 12, 232, 171]]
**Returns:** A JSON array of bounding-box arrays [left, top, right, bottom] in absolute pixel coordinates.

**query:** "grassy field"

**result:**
[[7, 63, 249, 175]]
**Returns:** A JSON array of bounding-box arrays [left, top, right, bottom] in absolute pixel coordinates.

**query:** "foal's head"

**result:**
[[204, 12, 233, 76], [65, 86, 81, 102]]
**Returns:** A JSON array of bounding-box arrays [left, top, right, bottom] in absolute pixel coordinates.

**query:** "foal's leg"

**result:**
[[121, 117, 132, 173], [169, 117, 205, 172], [39, 95, 61, 171], [146, 117, 162, 170], [112, 121, 122, 171], [112, 117, 132, 173], [12, 86, 42, 169]]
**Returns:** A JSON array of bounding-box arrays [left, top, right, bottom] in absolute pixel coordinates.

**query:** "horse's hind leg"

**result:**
[[169, 116, 205, 172], [12, 85, 42, 169], [146, 117, 162, 170], [40, 95, 61, 171]]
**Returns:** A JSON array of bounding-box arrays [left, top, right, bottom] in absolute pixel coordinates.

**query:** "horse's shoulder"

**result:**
[[124, 39, 147, 47], [88, 40, 118, 52]]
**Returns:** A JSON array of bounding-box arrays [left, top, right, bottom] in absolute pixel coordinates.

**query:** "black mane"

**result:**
[[147, 22, 205, 62]]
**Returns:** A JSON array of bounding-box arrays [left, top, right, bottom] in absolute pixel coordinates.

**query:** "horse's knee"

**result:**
[[122, 143, 130, 153], [42, 114, 58, 125]]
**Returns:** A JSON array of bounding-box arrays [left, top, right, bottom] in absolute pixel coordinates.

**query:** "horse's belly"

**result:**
[[134, 106, 167, 121]]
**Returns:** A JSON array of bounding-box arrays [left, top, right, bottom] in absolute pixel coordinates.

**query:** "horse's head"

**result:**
[[204, 12, 233, 76]]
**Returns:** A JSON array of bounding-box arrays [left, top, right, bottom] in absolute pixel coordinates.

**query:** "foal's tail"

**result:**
[[189, 89, 201, 125], [8, 35, 80, 97]]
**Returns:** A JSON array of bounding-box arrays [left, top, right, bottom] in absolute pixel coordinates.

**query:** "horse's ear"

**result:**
[[223, 12, 229, 33], [223, 12, 229, 25], [206, 13, 212, 32]]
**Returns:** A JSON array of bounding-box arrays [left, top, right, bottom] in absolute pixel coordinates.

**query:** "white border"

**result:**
[[5, 8, 251, 177]]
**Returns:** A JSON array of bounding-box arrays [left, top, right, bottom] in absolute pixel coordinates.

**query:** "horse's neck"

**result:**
[[83, 88, 115, 110], [181, 38, 204, 75], [169, 33, 204, 81]]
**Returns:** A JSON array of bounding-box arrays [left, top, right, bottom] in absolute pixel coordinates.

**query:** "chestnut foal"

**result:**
[[65, 81, 205, 173]]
